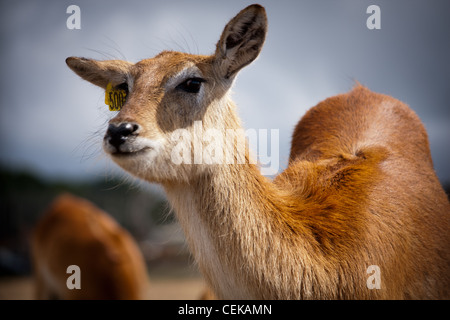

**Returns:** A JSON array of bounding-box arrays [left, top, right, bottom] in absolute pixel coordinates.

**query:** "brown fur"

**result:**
[[199, 287, 216, 300], [31, 194, 150, 299], [66, 4, 450, 299]]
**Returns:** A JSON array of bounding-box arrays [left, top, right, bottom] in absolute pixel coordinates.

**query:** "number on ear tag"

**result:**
[[105, 83, 127, 111]]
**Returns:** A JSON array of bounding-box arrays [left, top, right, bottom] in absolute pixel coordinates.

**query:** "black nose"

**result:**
[[105, 122, 139, 150]]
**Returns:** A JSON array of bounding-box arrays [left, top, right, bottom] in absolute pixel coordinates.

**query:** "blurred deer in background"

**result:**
[[66, 4, 450, 299], [32, 193, 149, 299]]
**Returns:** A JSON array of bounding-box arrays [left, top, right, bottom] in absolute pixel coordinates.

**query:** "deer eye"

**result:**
[[176, 78, 205, 94]]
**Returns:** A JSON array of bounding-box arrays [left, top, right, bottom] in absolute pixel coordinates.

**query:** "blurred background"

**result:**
[[0, 0, 449, 299]]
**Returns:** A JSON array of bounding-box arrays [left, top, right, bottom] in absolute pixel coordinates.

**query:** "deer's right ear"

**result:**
[[65, 57, 132, 89], [214, 4, 267, 79]]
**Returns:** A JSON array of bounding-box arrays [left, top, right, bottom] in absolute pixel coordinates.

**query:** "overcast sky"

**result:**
[[0, 0, 449, 185]]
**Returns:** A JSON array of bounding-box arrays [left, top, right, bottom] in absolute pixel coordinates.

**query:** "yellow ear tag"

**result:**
[[105, 83, 127, 111]]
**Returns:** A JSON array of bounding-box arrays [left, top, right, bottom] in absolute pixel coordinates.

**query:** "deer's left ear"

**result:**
[[214, 4, 267, 79]]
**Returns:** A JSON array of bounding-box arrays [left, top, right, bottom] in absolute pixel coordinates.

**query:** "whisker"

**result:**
[[83, 47, 117, 60], [101, 36, 128, 61]]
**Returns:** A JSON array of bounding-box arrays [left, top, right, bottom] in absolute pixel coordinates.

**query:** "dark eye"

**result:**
[[176, 78, 205, 94]]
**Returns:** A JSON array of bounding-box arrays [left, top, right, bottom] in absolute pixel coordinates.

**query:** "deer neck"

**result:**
[[162, 113, 313, 298]]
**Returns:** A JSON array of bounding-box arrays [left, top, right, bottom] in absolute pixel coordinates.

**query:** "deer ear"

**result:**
[[66, 57, 132, 89], [214, 4, 267, 79]]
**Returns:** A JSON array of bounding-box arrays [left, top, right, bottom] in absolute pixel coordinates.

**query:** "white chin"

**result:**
[[109, 148, 156, 179], [103, 138, 163, 176]]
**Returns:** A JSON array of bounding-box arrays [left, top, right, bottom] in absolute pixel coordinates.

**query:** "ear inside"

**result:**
[[214, 4, 267, 79], [65, 57, 132, 89]]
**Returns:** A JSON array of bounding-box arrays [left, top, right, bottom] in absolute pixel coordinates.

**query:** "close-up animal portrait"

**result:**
[[0, 0, 449, 311]]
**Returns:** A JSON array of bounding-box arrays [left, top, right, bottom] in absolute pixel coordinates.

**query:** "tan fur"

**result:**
[[66, 4, 450, 299], [31, 193, 150, 300], [199, 287, 216, 300]]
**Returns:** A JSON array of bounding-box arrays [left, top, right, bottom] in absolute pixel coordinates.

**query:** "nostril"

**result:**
[[105, 122, 140, 150], [123, 123, 133, 136], [123, 123, 140, 135], [108, 123, 139, 136]]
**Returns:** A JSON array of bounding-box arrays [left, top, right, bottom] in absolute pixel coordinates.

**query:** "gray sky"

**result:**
[[0, 0, 449, 184]]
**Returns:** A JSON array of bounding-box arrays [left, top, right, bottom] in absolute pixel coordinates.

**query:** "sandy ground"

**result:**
[[0, 275, 209, 300]]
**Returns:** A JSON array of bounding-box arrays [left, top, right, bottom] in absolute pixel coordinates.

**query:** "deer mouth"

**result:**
[[110, 146, 152, 157], [103, 136, 162, 159]]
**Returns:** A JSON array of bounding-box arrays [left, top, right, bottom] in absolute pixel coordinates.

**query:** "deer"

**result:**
[[65, 4, 450, 299], [31, 193, 150, 299]]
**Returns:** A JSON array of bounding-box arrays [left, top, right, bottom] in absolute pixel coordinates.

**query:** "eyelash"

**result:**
[[176, 77, 206, 94]]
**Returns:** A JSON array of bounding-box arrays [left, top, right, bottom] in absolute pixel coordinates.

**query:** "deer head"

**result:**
[[66, 4, 267, 184]]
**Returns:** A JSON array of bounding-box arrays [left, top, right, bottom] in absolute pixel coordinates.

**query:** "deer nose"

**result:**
[[105, 122, 140, 150]]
